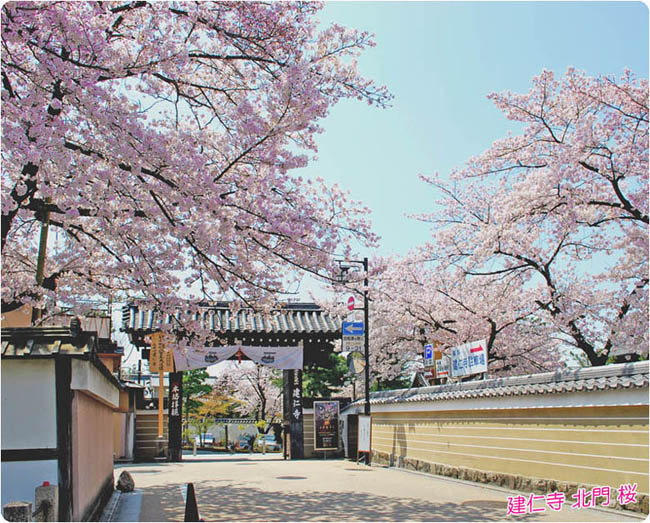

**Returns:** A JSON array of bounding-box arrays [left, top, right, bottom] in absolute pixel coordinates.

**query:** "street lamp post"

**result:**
[[338, 257, 370, 416]]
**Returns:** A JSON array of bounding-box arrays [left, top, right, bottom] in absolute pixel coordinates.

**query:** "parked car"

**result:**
[[237, 437, 250, 450], [261, 434, 281, 451], [195, 433, 215, 446]]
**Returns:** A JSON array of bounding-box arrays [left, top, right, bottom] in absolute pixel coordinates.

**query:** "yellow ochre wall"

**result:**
[[371, 405, 649, 495]]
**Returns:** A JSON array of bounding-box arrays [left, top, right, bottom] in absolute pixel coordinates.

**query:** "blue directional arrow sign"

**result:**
[[342, 321, 365, 336]]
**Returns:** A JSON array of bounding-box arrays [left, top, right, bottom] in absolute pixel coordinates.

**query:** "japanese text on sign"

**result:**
[[150, 331, 175, 372], [450, 339, 487, 377], [435, 356, 450, 377], [291, 370, 302, 422], [314, 401, 339, 451], [170, 383, 181, 417]]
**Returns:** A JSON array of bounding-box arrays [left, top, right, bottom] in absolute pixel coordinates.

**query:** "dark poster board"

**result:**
[[314, 400, 339, 451]]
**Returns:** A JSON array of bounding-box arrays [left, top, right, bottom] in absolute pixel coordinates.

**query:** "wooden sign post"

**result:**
[[150, 332, 175, 438]]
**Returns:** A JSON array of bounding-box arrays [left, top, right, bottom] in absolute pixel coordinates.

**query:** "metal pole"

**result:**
[[363, 257, 370, 416]]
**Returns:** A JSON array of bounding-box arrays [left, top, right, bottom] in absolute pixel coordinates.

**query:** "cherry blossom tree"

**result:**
[[217, 363, 282, 425], [1, 2, 388, 333], [374, 68, 647, 374], [369, 255, 562, 378]]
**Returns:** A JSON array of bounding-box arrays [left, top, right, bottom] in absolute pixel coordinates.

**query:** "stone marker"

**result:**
[[116, 471, 135, 492], [34, 482, 58, 522], [3, 501, 32, 522]]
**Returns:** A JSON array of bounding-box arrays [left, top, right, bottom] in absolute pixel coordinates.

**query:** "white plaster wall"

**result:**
[[1, 359, 57, 450], [71, 359, 119, 408], [344, 387, 649, 415], [1, 460, 58, 506]]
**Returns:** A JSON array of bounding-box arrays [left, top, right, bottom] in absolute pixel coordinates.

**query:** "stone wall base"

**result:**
[[80, 472, 115, 522], [372, 450, 648, 514]]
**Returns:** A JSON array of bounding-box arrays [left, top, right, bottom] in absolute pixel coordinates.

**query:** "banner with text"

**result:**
[[173, 345, 303, 371], [450, 339, 487, 377]]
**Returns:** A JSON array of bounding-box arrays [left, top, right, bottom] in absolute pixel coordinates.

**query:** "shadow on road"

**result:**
[[138, 481, 537, 522]]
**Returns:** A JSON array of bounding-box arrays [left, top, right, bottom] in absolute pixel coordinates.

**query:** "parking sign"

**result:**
[[423, 343, 434, 367]]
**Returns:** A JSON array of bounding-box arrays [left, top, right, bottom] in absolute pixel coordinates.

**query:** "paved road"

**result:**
[[107, 452, 644, 522]]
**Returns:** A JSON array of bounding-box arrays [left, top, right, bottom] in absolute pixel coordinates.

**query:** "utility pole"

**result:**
[[362, 257, 370, 416]]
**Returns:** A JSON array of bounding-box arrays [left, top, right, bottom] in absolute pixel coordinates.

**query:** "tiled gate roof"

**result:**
[[122, 302, 340, 336], [121, 302, 341, 365]]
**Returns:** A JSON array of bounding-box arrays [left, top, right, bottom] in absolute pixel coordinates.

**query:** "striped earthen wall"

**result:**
[[370, 405, 648, 512]]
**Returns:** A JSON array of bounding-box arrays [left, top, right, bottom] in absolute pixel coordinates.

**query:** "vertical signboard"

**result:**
[[357, 414, 372, 464], [150, 332, 175, 372], [167, 372, 183, 462], [435, 356, 451, 378], [314, 401, 340, 451], [149, 332, 162, 372], [423, 344, 435, 367], [358, 415, 371, 452], [283, 369, 304, 459], [451, 339, 488, 377]]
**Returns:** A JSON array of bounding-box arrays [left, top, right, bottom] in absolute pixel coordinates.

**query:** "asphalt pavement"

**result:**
[[103, 451, 646, 522]]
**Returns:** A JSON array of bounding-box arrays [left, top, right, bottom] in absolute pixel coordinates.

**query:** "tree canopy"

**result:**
[[182, 368, 212, 417], [368, 69, 648, 376], [302, 353, 349, 398], [1, 2, 389, 338]]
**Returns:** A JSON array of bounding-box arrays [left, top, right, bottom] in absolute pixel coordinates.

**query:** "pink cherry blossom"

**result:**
[[368, 69, 647, 377], [2, 2, 389, 342]]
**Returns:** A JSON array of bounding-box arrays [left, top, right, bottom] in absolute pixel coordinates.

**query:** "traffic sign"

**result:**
[[342, 321, 365, 336], [342, 336, 363, 351], [347, 296, 355, 311], [423, 343, 434, 367]]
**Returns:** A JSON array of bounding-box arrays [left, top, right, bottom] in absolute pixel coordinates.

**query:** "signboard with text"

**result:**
[[342, 335, 363, 352], [451, 339, 487, 377], [358, 415, 371, 453], [435, 356, 451, 378], [314, 401, 340, 451], [150, 331, 175, 372]]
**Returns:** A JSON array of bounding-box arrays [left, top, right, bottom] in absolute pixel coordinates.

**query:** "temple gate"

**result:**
[[121, 302, 341, 460]]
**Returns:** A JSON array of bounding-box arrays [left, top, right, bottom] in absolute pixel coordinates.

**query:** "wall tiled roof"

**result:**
[[1, 327, 96, 357], [1, 326, 123, 389], [367, 361, 649, 406]]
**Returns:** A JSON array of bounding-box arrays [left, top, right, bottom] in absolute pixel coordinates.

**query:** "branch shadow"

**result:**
[[137, 481, 541, 522]]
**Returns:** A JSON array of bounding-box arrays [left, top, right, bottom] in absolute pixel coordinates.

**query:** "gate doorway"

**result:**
[[346, 414, 359, 458], [122, 302, 341, 461]]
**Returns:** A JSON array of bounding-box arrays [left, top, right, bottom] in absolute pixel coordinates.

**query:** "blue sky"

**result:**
[[294, 1, 648, 270], [119, 1, 648, 364]]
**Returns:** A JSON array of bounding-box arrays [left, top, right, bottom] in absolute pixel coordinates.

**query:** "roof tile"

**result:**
[[366, 361, 649, 406]]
